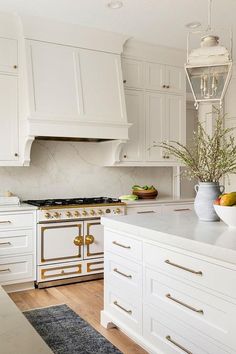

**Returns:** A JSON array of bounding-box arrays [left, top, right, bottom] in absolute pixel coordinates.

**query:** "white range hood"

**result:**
[[16, 15, 131, 164]]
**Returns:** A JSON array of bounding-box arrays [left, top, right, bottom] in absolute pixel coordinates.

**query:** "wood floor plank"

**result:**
[[9, 280, 147, 354]]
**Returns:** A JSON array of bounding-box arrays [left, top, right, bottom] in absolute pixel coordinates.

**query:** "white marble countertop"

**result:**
[[124, 197, 194, 206], [0, 286, 52, 354], [102, 211, 236, 266], [0, 203, 37, 212]]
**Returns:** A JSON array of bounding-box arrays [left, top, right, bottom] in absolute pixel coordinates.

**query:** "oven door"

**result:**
[[38, 221, 84, 265], [83, 219, 104, 259]]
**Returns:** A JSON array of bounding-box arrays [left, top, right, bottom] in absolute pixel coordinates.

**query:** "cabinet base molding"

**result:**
[[3, 281, 35, 293]]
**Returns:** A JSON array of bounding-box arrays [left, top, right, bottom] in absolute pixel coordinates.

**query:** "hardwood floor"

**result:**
[[9, 280, 147, 354]]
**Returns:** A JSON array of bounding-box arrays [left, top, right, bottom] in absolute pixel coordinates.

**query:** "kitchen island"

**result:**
[[101, 211, 236, 354]]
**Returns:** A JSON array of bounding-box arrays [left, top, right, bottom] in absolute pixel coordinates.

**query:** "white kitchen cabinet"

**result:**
[[145, 93, 185, 162], [0, 37, 18, 74], [0, 74, 18, 161], [166, 64, 185, 94], [78, 49, 126, 123], [121, 90, 144, 162], [121, 58, 143, 89]]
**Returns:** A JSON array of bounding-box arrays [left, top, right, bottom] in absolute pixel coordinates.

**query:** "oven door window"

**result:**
[[39, 222, 83, 265]]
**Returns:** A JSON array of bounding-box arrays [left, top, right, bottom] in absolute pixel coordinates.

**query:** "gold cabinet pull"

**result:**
[[166, 336, 192, 354], [137, 211, 155, 214], [174, 208, 190, 212], [0, 242, 11, 246], [113, 268, 132, 279], [0, 268, 10, 273], [0, 221, 11, 224], [165, 260, 203, 276], [166, 293, 204, 314], [85, 234, 94, 245], [112, 241, 131, 249], [113, 300, 132, 314]]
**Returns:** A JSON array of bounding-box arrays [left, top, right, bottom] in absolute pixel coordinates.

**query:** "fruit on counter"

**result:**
[[119, 194, 138, 201], [214, 192, 236, 206], [132, 185, 156, 191]]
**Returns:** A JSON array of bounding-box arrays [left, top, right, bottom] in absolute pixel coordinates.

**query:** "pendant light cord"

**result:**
[[207, 0, 213, 32]]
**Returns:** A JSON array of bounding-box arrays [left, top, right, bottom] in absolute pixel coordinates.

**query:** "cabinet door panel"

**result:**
[[122, 58, 143, 88], [146, 62, 165, 91], [121, 90, 143, 161], [83, 220, 104, 259], [28, 41, 80, 119], [79, 49, 126, 122], [145, 92, 166, 161], [166, 65, 185, 94], [0, 37, 17, 74], [0, 75, 18, 161]]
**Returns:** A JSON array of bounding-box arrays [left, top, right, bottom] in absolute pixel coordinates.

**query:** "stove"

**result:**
[[26, 197, 126, 288], [25, 197, 125, 222]]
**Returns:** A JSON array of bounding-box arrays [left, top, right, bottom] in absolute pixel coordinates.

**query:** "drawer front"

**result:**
[[143, 242, 236, 298], [163, 203, 194, 213], [104, 230, 142, 262], [144, 267, 236, 349], [126, 205, 162, 215], [105, 287, 142, 334], [0, 255, 34, 284], [0, 213, 34, 230], [143, 304, 233, 354], [0, 229, 33, 256], [38, 260, 84, 282], [104, 253, 142, 300]]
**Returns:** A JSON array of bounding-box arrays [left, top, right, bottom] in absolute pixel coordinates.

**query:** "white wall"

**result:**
[[0, 140, 174, 200]]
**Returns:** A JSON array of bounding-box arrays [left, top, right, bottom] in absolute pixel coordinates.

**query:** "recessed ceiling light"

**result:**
[[185, 21, 201, 29], [107, 1, 123, 9]]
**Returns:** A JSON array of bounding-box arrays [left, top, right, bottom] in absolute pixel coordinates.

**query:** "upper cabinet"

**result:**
[[0, 37, 18, 74], [26, 40, 127, 138], [122, 58, 143, 89]]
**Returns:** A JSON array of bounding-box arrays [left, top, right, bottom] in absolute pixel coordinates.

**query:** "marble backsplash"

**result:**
[[0, 140, 177, 200]]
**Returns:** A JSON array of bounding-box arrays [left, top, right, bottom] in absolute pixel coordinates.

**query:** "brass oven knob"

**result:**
[[98, 209, 103, 215], [66, 211, 72, 217], [74, 211, 81, 217], [115, 208, 121, 214], [82, 210, 88, 216], [85, 235, 94, 245], [53, 212, 60, 218], [45, 212, 51, 219], [90, 210, 96, 216], [73, 236, 84, 246]]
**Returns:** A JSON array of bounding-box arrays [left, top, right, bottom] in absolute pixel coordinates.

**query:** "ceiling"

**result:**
[[0, 0, 235, 50]]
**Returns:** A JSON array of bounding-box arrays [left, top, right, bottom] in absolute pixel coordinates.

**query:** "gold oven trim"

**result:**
[[41, 263, 82, 279], [85, 222, 104, 258], [41, 223, 83, 262], [39, 202, 126, 210], [87, 261, 104, 273]]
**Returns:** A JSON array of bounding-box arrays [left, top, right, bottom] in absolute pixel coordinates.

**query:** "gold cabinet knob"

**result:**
[[66, 211, 72, 217], [85, 235, 94, 245], [74, 211, 81, 217], [98, 209, 103, 215], [53, 212, 60, 218], [82, 210, 88, 216], [116, 208, 121, 214], [45, 212, 51, 219], [90, 210, 96, 216], [73, 236, 84, 246]]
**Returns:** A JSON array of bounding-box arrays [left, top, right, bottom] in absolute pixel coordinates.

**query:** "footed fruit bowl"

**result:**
[[214, 205, 236, 227]]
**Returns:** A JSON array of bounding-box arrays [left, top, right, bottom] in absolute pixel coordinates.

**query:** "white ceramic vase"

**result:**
[[194, 182, 224, 221]]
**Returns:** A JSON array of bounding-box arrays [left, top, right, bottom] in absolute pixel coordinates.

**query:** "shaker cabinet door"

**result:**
[[122, 58, 143, 89], [166, 65, 185, 94], [121, 90, 144, 162], [27, 41, 80, 119], [0, 74, 18, 161], [0, 37, 18, 74], [78, 49, 126, 123], [145, 62, 166, 91]]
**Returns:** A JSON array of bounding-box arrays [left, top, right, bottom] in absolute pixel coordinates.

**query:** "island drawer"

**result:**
[[104, 252, 142, 299], [0, 213, 34, 230], [0, 255, 34, 284], [143, 242, 236, 299], [104, 287, 142, 334], [143, 304, 232, 354], [144, 267, 236, 348], [104, 230, 142, 261], [0, 229, 33, 256]]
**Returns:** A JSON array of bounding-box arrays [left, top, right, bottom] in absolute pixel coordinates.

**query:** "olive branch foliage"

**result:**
[[154, 110, 236, 182]]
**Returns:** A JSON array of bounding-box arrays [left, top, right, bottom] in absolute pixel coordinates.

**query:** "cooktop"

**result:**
[[24, 197, 122, 207]]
